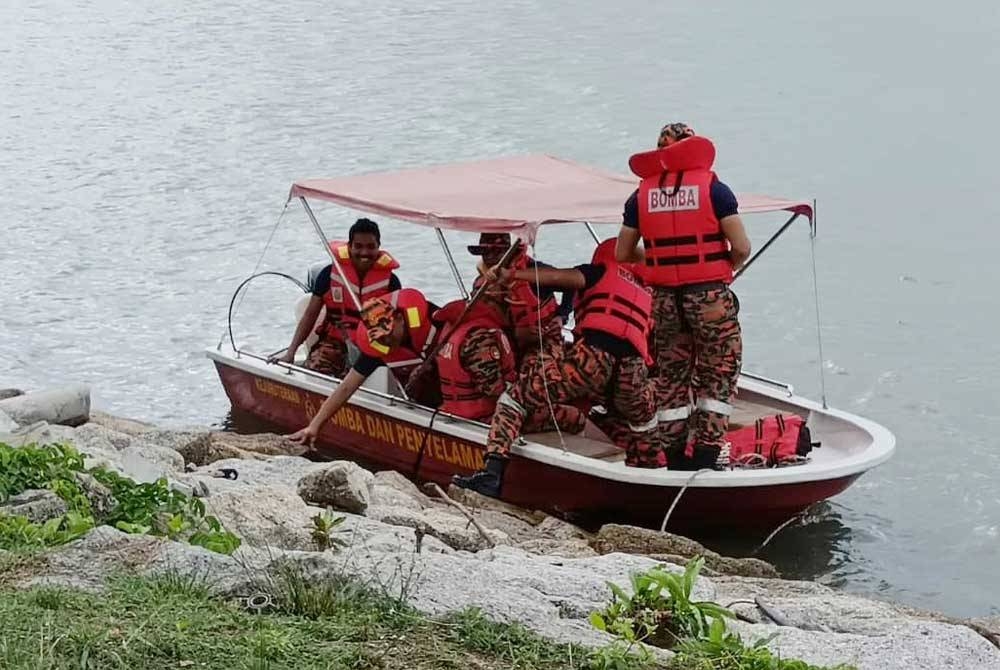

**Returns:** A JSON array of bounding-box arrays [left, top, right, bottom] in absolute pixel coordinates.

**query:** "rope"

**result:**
[[217, 199, 291, 349], [412, 408, 442, 478], [808, 207, 829, 409], [659, 468, 712, 532], [530, 250, 567, 451], [752, 502, 817, 556]]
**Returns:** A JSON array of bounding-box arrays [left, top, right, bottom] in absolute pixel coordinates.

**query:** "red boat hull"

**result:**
[[214, 361, 857, 531]]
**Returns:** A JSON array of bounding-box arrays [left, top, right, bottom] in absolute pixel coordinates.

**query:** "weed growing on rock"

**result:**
[[309, 507, 347, 552], [590, 556, 733, 648], [590, 557, 857, 670], [0, 442, 240, 554], [671, 618, 857, 669]]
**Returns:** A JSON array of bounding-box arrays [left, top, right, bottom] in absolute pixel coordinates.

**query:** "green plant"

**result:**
[[590, 556, 733, 648], [584, 639, 656, 670], [670, 618, 857, 669], [0, 511, 95, 550], [0, 442, 240, 555], [309, 508, 347, 552]]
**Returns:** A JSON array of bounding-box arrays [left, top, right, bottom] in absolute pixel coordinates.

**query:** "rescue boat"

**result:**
[[206, 154, 895, 532]]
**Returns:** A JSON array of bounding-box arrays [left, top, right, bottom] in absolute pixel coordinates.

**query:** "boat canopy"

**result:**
[[289, 154, 814, 237]]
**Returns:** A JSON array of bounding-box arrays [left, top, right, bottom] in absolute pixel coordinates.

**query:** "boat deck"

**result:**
[[528, 396, 802, 461]]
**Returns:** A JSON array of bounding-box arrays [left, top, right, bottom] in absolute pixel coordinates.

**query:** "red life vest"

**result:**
[[718, 414, 818, 467], [632, 136, 734, 288], [475, 256, 558, 331], [507, 255, 559, 331], [320, 240, 400, 340], [573, 240, 654, 364], [354, 289, 437, 373], [434, 300, 515, 420]]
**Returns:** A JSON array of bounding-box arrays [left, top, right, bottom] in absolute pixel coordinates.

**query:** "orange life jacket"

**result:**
[[320, 240, 400, 340], [716, 414, 818, 467], [354, 289, 437, 373], [434, 300, 515, 420], [632, 136, 734, 288], [573, 240, 654, 364]]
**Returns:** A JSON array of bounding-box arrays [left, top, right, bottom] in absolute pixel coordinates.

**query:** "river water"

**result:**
[[2, 0, 998, 618]]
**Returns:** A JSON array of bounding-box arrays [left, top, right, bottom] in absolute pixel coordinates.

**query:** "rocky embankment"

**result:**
[[2, 385, 998, 669]]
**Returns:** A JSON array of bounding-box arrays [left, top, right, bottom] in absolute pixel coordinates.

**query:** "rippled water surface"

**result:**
[[3, 0, 998, 618]]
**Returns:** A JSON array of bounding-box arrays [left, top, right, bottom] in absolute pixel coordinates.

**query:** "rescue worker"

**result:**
[[453, 238, 659, 498], [434, 298, 517, 422], [615, 123, 752, 470], [288, 287, 440, 447], [468, 233, 584, 434], [272, 218, 401, 377]]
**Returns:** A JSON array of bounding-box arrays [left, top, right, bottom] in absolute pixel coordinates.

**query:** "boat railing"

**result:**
[[740, 371, 794, 397]]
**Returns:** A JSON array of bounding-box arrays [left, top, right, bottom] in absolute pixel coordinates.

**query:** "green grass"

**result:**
[[0, 570, 642, 670]]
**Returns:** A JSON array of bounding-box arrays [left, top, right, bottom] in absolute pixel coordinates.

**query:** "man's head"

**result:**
[[467, 232, 512, 268], [348, 218, 382, 273], [361, 296, 404, 350], [657, 122, 695, 148]]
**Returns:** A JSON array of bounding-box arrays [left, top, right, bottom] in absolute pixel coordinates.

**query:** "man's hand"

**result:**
[[288, 424, 318, 447], [268, 350, 296, 365]]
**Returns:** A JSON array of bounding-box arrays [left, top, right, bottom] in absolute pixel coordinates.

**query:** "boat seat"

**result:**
[[527, 431, 624, 459]]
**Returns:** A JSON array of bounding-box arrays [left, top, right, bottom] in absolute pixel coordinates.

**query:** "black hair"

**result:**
[[348, 218, 381, 244]]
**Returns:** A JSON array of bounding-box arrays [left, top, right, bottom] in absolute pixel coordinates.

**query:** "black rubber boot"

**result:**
[[667, 446, 697, 471], [688, 444, 726, 471], [452, 452, 507, 498]]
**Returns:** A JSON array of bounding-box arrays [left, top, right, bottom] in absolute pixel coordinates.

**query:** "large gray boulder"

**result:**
[[370, 470, 430, 511], [593, 523, 779, 579], [297, 462, 374, 514], [0, 384, 90, 427], [203, 486, 326, 552], [0, 489, 68, 523]]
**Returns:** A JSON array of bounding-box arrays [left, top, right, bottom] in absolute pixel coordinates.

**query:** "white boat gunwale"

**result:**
[[207, 347, 895, 489]]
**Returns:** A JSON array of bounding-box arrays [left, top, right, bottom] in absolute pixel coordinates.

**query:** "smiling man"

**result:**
[[272, 218, 402, 377]]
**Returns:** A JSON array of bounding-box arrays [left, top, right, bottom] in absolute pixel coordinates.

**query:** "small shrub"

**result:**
[[0, 442, 240, 555], [670, 618, 858, 669], [591, 557, 858, 670], [309, 508, 347, 552], [590, 556, 733, 648]]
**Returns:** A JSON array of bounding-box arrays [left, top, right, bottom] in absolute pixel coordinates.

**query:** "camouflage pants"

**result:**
[[585, 352, 667, 468], [305, 336, 349, 378], [486, 341, 656, 457], [650, 285, 742, 456], [514, 329, 584, 434]]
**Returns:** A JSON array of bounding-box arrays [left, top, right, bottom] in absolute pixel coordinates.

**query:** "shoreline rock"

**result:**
[[2, 404, 998, 669]]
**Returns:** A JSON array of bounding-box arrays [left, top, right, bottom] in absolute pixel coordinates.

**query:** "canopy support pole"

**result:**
[[583, 222, 601, 244], [435, 228, 469, 300], [300, 196, 411, 400], [298, 197, 364, 313], [808, 199, 829, 409], [733, 212, 801, 280]]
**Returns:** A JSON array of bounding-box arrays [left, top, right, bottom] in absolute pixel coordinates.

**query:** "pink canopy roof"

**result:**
[[289, 154, 813, 236]]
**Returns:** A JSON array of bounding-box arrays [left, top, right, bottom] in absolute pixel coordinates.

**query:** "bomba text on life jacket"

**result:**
[[647, 185, 700, 212]]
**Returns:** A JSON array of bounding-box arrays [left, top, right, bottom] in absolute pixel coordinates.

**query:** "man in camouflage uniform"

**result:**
[[468, 233, 585, 435], [615, 123, 751, 470], [454, 239, 659, 497], [433, 299, 517, 421]]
